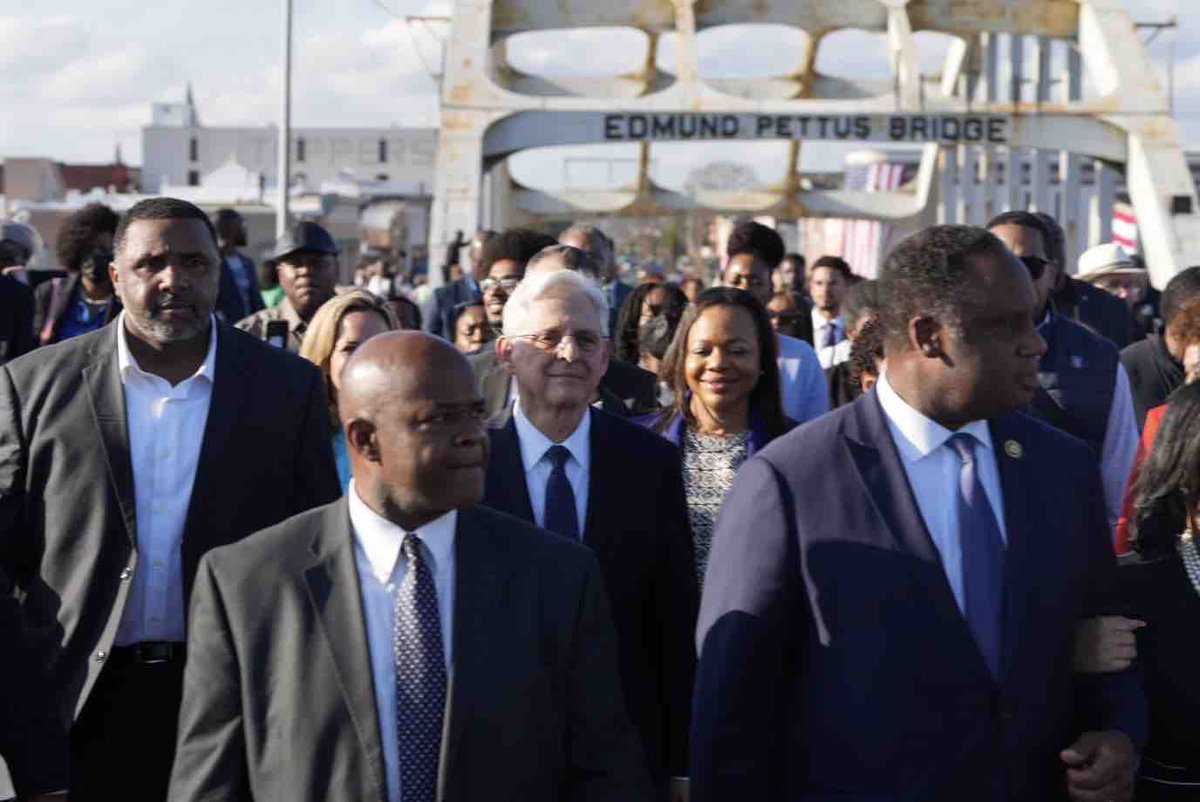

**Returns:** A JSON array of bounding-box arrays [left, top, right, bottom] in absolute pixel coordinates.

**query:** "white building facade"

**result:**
[[141, 97, 437, 195]]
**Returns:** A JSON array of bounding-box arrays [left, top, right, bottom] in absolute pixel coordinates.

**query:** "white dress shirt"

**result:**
[[811, 310, 846, 369], [876, 373, 1008, 614], [114, 314, 217, 646], [512, 402, 591, 536], [348, 481, 457, 802]]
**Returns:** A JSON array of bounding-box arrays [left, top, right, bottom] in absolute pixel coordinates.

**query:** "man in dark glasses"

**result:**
[[988, 211, 1138, 537]]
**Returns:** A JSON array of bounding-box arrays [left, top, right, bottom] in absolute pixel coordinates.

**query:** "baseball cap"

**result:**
[[271, 221, 339, 261]]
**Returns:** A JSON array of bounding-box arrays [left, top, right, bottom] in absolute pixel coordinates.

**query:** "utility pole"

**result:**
[[276, 0, 293, 238]]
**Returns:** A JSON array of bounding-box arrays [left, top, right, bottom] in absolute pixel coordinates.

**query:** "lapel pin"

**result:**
[[1004, 440, 1024, 459]]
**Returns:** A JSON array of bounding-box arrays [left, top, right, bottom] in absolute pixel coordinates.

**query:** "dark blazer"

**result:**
[[1054, 277, 1135, 349], [0, 321, 340, 725], [691, 392, 1146, 801], [483, 410, 698, 789], [31, 272, 121, 346], [424, 277, 482, 340], [0, 571, 68, 796], [215, 254, 265, 323], [0, 275, 33, 364], [607, 280, 633, 336], [1118, 553, 1200, 795], [470, 347, 658, 424], [168, 499, 653, 802], [1121, 334, 1184, 432]]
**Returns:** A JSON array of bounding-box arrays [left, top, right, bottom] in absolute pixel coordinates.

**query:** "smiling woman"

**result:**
[[642, 287, 792, 583]]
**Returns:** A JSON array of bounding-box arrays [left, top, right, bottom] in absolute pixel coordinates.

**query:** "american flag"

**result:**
[[840, 157, 908, 278], [1112, 202, 1138, 254]]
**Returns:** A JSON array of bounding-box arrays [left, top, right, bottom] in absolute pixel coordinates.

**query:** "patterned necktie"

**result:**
[[394, 533, 446, 802], [947, 432, 1006, 678], [543, 445, 580, 540]]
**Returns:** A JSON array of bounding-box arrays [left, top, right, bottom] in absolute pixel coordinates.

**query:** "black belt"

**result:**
[[110, 642, 186, 665]]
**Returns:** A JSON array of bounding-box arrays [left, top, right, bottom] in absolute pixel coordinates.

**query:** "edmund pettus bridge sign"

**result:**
[[600, 113, 1010, 145]]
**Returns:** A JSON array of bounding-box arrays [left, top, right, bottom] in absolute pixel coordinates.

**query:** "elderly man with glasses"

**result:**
[[988, 211, 1139, 535], [481, 267, 697, 800]]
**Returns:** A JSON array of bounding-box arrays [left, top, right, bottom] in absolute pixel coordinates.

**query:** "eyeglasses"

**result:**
[[480, 277, 520, 293], [768, 310, 801, 322], [511, 330, 606, 354], [1020, 255, 1051, 281]]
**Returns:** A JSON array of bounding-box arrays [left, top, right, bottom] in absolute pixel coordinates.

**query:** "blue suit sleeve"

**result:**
[[691, 456, 801, 801]]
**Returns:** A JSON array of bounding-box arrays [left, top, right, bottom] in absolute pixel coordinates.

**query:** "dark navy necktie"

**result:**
[[543, 445, 580, 540], [947, 432, 1005, 678], [394, 533, 446, 802]]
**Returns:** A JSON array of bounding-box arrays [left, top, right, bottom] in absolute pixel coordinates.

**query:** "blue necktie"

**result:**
[[394, 534, 446, 802], [543, 445, 579, 540], [822, 321, 838, 349], [947, 433, 1005, 678]]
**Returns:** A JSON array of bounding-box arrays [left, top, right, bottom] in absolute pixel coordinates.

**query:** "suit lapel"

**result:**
[[183, 323, 247, 541], [82, 326, 136, 545], [302, 499, 388, 802], [842, 394, 976, 644], [488, 420, 535, 523], [583, 409, 614, 549], [440, 507, 515, 791], [990, 415, 1039, 680]]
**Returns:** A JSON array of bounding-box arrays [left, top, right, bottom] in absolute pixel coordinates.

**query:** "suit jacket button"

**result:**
[[94, 651, 107, 662], [1000, 701, 1016, 721], [119, 567, 133, 580]]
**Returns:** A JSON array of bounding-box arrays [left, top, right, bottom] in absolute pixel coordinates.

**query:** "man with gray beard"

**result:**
[[0, 197, 339, 799]]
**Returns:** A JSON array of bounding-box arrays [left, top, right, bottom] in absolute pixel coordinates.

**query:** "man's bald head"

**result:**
[[340, 331, 472, 423], [341, 331, 488, 529]]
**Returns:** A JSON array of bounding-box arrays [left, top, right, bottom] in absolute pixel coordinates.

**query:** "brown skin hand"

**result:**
[[885, 250, 1047, 431], [339, 331, 489, 532]]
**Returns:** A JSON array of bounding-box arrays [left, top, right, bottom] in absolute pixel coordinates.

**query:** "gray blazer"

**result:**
[[168, 499, 653, 802], [0, 321, 340, 724]]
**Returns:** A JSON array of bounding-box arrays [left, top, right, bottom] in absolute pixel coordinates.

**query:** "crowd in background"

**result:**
[[2, 195, 1200, 801]]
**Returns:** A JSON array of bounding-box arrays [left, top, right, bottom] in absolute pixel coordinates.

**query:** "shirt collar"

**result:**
[[875, 372, 993, 463], [346, 480, 457, 585], [512, 401, 591, 474], [811, 308, 842, 330], [115, 311, 218, 384]]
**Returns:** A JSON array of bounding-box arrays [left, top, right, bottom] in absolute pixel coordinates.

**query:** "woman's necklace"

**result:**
[[1176, 530, 1200, 595]]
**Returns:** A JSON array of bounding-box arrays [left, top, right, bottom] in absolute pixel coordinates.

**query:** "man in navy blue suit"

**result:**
[[691, 225, 1144, 801]]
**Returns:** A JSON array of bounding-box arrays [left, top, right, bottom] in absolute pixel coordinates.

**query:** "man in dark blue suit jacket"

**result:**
[[480, 267, 697, 798], [692, 225, 1144, 802]]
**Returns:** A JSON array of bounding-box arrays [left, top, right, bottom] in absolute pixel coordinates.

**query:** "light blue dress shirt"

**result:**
[[347, 481, 457, 802], [333, 429, 351, 493], [512, 402, 591, 534], [875, 373, 1008, 614], [777, 333, 830, 424]]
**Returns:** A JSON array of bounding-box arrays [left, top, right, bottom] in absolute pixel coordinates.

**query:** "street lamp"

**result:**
[[276, 0, 293, 238]]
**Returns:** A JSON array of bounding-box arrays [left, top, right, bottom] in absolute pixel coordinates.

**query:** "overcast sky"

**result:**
[[1, 0, 1196, 189]]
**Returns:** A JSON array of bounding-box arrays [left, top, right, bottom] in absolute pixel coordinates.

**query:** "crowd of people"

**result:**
[[0, 194, 1198, 802]]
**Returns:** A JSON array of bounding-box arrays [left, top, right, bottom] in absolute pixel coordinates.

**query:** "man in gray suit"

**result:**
[[169, 331, 652, 802], [0, 197, 340, 800]]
